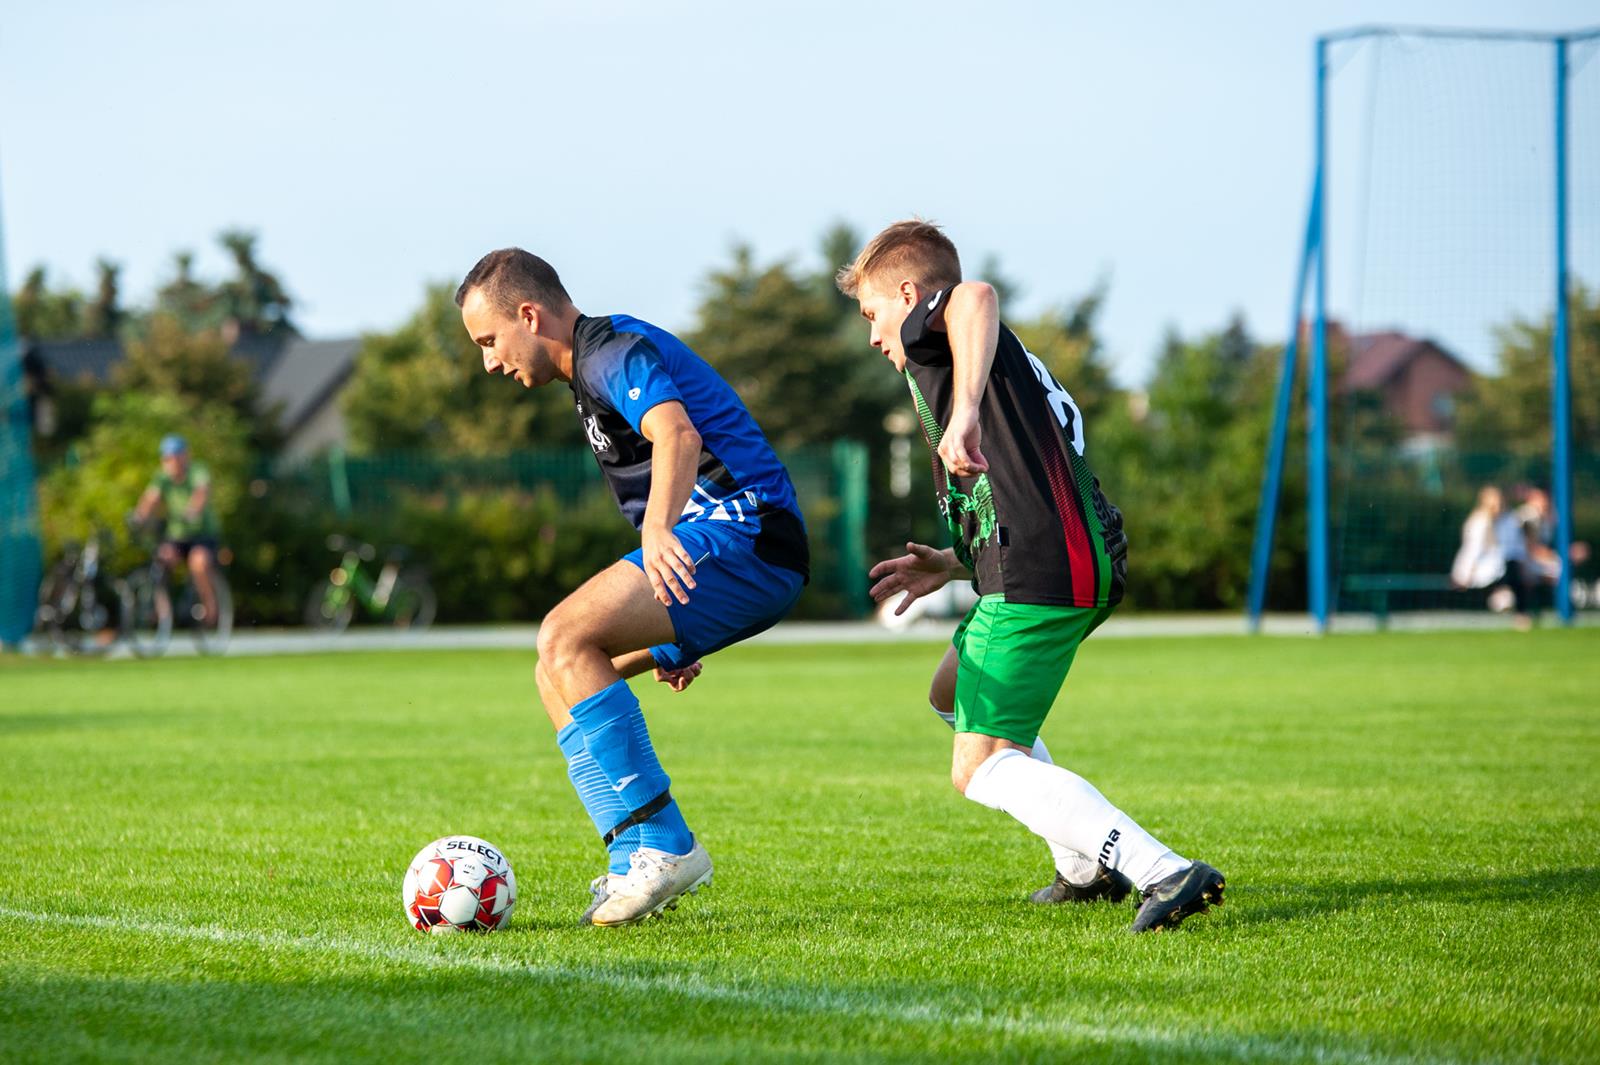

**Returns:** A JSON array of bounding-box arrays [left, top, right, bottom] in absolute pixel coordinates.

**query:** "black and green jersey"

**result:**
[[900, 288, 1126, 608]]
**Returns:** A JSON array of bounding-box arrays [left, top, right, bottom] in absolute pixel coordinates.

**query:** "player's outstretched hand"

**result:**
[[654, 660, 703, 693], [642, 525, 697, 606], [938, 406, 989, 478], [869, 542, 954, 616]]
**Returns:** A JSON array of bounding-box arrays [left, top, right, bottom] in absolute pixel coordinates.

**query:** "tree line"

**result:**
[[19, 225, 1599, 618]]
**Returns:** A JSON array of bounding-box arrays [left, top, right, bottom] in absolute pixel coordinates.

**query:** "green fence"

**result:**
[[1334, 450, 1600, 614], [252, 444, 869, 624]]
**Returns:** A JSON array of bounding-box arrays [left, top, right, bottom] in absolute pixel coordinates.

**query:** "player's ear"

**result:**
[[519, 302, 539, 333], [898, 279, 921, 307]]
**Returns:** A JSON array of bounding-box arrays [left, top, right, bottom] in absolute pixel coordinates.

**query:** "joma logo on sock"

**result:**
[[1099, 829, 1121, 864]]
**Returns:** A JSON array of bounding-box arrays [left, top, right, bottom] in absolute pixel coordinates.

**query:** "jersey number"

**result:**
[[1023, 350, 1085, 455]]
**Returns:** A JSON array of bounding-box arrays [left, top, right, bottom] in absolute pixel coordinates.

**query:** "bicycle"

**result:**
[[35, 529, 121, 656], [304, 535, 436, 633], [120, 518, 235, 658]]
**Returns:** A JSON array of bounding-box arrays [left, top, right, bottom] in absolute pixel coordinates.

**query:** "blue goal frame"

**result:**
[[1248, 24, 1600, 632]]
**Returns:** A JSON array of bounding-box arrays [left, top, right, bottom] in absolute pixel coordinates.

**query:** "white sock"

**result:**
[[1027, 735, 1102, 886], [930, 707, 1102, 885], [963, 748, 1189, 891]]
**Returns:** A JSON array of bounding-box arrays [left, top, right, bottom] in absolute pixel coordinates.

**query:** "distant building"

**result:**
[[27, 333, 361, 460], [259, 339, 361, 460], [1342, 331, 1473, 449]]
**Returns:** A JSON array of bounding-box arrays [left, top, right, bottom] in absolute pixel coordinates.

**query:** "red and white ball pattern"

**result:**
[[402, 835, 517, 934]]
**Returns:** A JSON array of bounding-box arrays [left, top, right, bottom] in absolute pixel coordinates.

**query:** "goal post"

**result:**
[[0, 177, 43, 647], [1250, 25, 1600, 631]]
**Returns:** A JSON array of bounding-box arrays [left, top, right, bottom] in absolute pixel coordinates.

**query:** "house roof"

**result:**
[[28, 332, 295, 386], [259, 338, 362, 435], [1344, 331, 1468, 392], [25, 337, 127, 383], [27, 331, 362, 437]]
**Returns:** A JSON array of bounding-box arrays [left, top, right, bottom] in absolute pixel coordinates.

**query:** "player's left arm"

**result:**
[[611, 648, 703, 692], [935, 282, 1000, 477], [639, 401, 703, 607], [185, 467, 211, 522]]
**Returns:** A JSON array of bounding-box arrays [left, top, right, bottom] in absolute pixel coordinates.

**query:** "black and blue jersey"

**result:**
[[569, 314, 809, 580]]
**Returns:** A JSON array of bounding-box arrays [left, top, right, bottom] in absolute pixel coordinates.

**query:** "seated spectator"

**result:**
[[1451, 485, 1505, 590]]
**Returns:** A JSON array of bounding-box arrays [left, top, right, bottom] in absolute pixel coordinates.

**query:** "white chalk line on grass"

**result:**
[[0, 905, 1450, 1065]]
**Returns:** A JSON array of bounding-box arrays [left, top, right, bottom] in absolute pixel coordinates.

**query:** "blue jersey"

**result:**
[[569, 314, 809, 580]]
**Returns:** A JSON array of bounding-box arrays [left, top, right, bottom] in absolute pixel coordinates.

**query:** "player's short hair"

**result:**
[[455, 248, 572, 315], [835, 219, 962, 299]]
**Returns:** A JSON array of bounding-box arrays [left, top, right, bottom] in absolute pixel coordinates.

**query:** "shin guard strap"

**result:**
[[602, 789, 672, 847]]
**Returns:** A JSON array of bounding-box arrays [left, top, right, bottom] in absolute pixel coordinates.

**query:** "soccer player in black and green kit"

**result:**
[[841, 220, 1224, 932]]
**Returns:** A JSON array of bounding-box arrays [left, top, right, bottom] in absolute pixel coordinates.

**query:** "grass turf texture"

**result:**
[[1, 631, 1596, 1063]]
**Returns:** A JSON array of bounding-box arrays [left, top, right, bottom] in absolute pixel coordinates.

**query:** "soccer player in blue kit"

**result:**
[[457, 248, 810, 926]]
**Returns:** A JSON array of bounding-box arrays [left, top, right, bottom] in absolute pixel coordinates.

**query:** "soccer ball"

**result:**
[[402, 835, 517, 934]]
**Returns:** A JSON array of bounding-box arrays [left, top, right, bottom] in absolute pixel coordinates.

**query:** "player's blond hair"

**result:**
[[835, 219, 962, 299]]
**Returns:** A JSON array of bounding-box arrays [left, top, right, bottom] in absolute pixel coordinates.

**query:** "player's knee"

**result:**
[[535, 617, 568, 671], [535, 609, 590, 674], [951, 756, 977, 795], [190, 549, 211, 573]]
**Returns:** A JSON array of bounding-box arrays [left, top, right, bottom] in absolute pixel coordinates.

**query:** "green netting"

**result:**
[[1323, 31, 1600, 614], [1335, 451, 1600, 612], [268, 443, 869, 620], [0, 200, 43, 645]]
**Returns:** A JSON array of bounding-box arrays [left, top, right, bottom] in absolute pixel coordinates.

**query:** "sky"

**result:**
[[2, 1, 1596, 386]]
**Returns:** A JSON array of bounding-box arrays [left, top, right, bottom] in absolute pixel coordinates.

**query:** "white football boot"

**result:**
[[580, 872, 624, 925], [587, 841, 712, 926]]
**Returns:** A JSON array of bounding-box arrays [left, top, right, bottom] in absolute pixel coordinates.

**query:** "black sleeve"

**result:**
[[898, 287, 954, 360]]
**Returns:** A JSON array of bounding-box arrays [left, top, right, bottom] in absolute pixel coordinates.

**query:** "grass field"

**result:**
[[2, 629, 1597, 1063]]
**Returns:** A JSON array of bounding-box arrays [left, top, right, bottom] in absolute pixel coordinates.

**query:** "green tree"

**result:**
[[217, 230, 295, 337], [685, 232, 927, 554], [113, 313, 256, 416], [1454, 283, 1600, 455], [82, 258, 124, 339], [1096, 316, 1304, 610], [686, 243, 902, 452], [14, 266, 83, 339], [154, 251, 217, 331], [342, 283, 579, 454]]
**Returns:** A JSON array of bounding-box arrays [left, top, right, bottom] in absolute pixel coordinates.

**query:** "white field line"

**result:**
[[0, 905, 1452, 1065]]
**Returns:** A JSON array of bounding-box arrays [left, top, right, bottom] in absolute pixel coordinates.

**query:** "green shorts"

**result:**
[[952, 595, 1114, 747]]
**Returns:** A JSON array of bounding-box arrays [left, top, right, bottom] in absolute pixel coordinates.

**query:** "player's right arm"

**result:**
[[132, 484, 161, 524], [934, 281, 1000, 478], [868, 542, 970, 616]]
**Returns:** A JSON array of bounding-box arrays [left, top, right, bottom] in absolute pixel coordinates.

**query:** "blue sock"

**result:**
[[568, 680, 694, 857], [556, 722, 639, 874]]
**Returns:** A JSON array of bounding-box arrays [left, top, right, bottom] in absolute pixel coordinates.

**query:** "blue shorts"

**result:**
[[623, 519, 805, 671]]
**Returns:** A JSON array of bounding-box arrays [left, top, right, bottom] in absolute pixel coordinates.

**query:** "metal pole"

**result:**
[[1552, 37, 1574, 625], [1248, 170, 1322, 630], [1308, 37, 1331, 632], [329, 445, 353, 518]]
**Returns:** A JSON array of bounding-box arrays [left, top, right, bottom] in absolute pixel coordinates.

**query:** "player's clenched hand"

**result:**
[[868, 542, 954, 616], [641, 525, 697, 606], [654, 660, 703, 692], [939, 405, 989, 478]]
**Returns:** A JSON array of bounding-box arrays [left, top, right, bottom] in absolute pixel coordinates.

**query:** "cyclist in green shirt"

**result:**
[[132, 435, 222, 625]]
